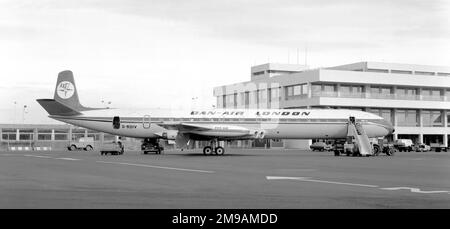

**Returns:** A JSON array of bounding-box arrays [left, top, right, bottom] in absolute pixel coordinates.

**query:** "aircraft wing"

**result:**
[[157, 122, 264, 139], [157, 122, 211, 131]]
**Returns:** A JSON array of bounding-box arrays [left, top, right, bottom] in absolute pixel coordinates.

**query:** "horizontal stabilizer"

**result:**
[[36, 99, 82, 116]]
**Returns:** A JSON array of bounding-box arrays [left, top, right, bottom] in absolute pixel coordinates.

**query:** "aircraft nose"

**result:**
[[388, 125, 395, 135], [373, 118, 395, 135], [384, 119, 395, 135]]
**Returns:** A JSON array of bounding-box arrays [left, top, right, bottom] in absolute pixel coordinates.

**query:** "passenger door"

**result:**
[[143, 115, 151, 129], [113, 116, 120, 129]]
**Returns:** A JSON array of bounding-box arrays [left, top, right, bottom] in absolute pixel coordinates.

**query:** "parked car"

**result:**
[[413, 143, 431, 152], [310, 142, 332, 151]]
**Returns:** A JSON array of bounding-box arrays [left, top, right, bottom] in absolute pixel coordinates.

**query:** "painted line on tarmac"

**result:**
[[23, 154, 53, 159], [380, 187, 449, 194], [267, 176, 450, 194], [266, 176, 378, 188], [96, 161, 215, 174], [23, 154, 81, 161], [55, 157, 81, 161], [277, 169, 317, 172]]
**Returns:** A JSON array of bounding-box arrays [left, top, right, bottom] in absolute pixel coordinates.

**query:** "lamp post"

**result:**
[[101, 100, 111, 109], [13, 101, 17, 124], [22, 105, 28, 124], [191, 97, 199, 109]]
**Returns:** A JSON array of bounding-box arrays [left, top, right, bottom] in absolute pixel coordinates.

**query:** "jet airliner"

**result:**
[[37, 71, 394, 155]]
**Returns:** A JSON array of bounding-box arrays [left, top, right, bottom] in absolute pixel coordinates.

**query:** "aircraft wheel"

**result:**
[[386, 148, 395, 156], [215, 147, 225, 155], [373, 145, 380, 156], [203, 146, 212, 155]]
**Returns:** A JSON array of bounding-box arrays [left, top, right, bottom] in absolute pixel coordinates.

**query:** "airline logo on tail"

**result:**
[[57, 81, 74, 99]]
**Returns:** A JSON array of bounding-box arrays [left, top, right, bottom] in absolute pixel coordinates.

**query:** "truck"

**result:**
[[68, 137, 94, 151], [99, 140, 124, 155], [393, 139, 414, 152], [429, 143, 448, 152]]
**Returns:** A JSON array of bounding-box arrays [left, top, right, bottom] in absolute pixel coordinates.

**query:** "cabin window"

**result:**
[[113, 116, 120, 129]]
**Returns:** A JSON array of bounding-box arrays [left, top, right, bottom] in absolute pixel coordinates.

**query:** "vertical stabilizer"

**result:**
[[53, 70, 85, 111]]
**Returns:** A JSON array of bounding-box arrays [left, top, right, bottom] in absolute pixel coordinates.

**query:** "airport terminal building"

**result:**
[[213, 61, 450, 149], [0, 124, 142, 151]]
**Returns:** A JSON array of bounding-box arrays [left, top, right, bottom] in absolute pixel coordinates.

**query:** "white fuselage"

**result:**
[[50, 108, 393, 140]]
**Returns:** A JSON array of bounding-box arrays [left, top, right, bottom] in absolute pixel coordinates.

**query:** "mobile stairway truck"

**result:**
[[333, 117, 395, 157]]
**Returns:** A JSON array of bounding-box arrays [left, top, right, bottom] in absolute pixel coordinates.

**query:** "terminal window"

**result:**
[[37, 129, 52, 141], [396, 110, 419, 127], [370, 109, 393, 124], [54, 129, 68, 140], [396, 87, 419, 100], [422, 89, 443, 101], [370, 86, 393, 99], [311, 84, 337, 97], [340, 85, 364, 98], [19, 129, 34, 141], [285, 84, 308, 100], [422, 110, 443, 127], [448, 112, 450, 127], [252, 71, 264, 76], [1, 129, 16, 141]]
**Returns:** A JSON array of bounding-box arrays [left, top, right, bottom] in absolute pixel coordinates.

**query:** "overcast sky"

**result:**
[[0, 0, 449, 124]]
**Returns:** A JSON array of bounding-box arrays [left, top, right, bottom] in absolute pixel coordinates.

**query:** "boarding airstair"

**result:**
[[347, 117, 373, 156]]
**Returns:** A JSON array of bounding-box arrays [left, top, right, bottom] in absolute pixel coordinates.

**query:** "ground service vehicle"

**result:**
[[374, 138, 396, 156], [310, 142, 332, 151], [393, 139, 413, 152], [68, 137, 94, 151], [100, 141, 124, 155], [141, 138, 164, 154], [334, 138, 395, 157], [413, 143, 431, 152], [430, 143, 448, 152]]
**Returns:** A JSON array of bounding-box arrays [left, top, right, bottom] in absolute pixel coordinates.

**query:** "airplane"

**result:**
[[37, 70, 395, 155]]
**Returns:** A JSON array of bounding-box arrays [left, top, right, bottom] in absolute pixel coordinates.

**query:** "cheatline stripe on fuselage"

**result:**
[[51, 116, 386, 127]]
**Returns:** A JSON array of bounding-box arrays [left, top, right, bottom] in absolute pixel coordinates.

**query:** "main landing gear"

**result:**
[[203, 139, 225, 156]]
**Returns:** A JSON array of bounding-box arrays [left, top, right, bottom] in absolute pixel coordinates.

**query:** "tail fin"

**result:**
[[37, 70, 101, 116], [53, 70, 86, 111]]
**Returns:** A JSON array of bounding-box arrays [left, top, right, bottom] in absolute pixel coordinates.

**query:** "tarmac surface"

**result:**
[[0, 148, 449, 208]]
